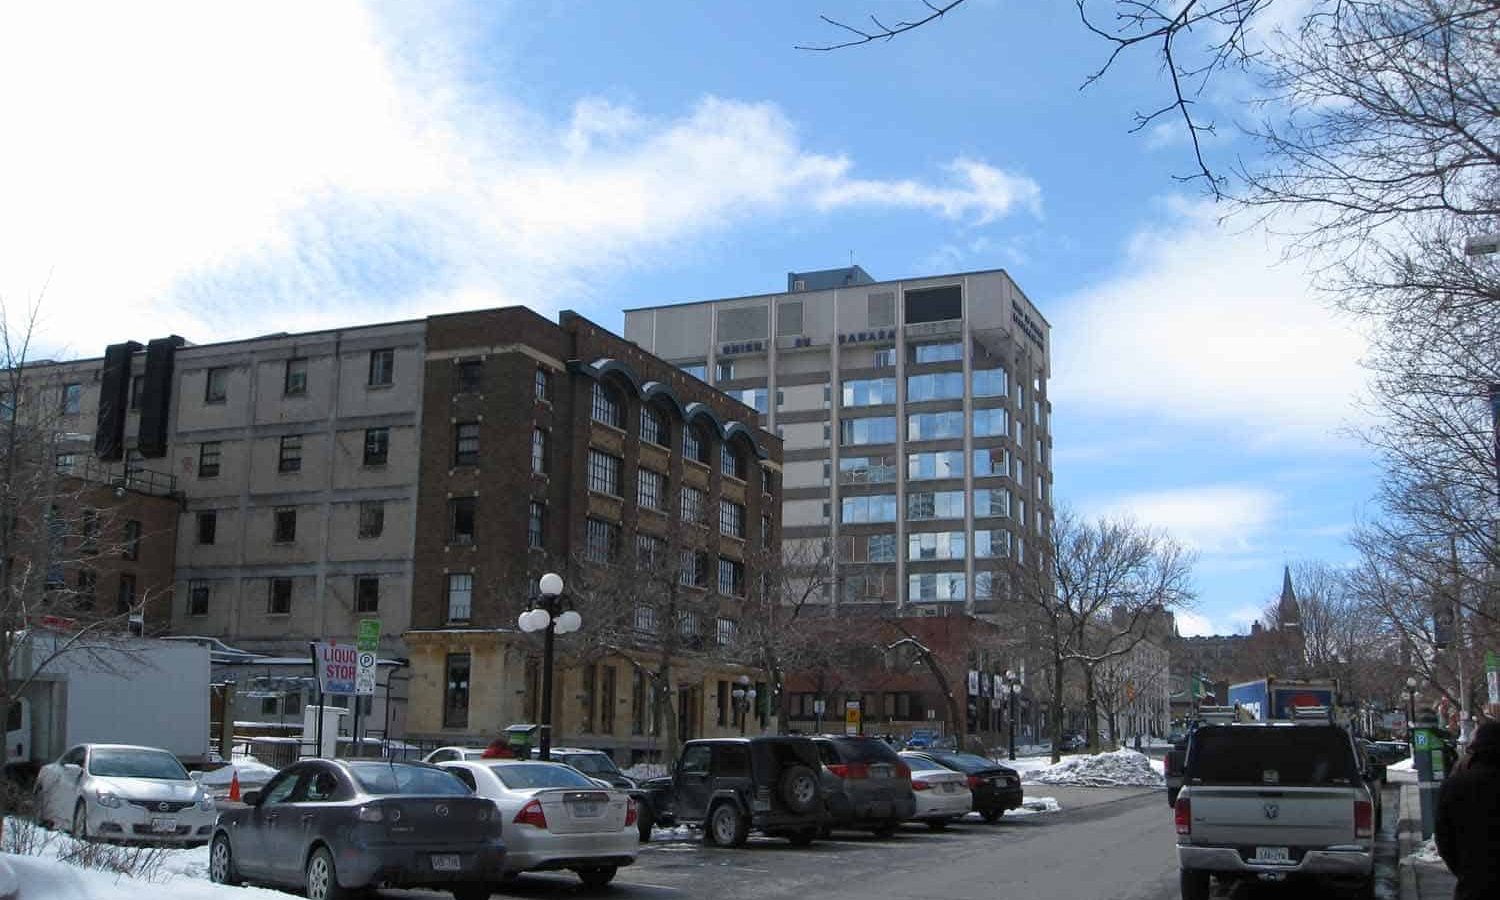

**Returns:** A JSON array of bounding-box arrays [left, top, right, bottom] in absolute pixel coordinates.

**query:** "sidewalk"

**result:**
[[1396, 779, 1456, 900]]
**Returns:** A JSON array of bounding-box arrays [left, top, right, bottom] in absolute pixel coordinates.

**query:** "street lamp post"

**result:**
[[1004, 670, 1023, 761], [517, 572, 582, 761], [1404, 676, 1419, 745], [732, 674, 757, 736]]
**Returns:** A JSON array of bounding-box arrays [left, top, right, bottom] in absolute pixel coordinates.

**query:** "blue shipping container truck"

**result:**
[[1226, 678, 1336, 721]]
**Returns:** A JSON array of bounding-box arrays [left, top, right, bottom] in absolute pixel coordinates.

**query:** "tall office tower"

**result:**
[[625, 267, 1052, 617]]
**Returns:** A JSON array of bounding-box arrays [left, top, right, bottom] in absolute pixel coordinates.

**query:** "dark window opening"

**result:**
[[904, 284, 963, 324]]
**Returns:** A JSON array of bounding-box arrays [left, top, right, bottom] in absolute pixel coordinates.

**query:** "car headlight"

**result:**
[[95, 790, 121, 809], [198, 795, 216, 811]]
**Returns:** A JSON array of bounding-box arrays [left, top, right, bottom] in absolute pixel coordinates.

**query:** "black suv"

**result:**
[[814, 735, 917, 835], [642, 737, 826, 847]]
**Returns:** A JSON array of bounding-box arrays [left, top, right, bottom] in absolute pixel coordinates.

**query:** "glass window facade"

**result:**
[[841, 416, 897, 446], [839, 454, 898, 484], [907, 411, 965, 441], [973, 407, 1009, 437], [908, 451, 964, 480], [974, 488, 1010, 518], [973, 446, 1010, 477], [907, 490, 965, 520], [841, 493, 898, 523], [842, 377, 897, 407], [908, 531, 966, 560], [908, 571, 966, 602], [973, 367, 1008, 397], [974, 528, 1012, 558], [911, 341, 962, 363], [906, 371, 964, 402]]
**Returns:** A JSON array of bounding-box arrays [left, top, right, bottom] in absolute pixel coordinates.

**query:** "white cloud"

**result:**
[[0, 2, 1040, 355], [1050, 199, 1368, 446], [1090, 484, 1279, 553], [1175, 611, 1217, 637]]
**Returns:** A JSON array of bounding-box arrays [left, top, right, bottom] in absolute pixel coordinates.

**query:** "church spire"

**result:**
[[1278, 564, 1301, 628]]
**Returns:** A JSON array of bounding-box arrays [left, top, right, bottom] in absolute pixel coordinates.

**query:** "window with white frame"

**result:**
[[719, 499, 745, 538], [840, 493, 897, 523], [368, 348, 395, 387], [973, 446, 1009, 477], [720, 442, 746, 480], [638, 468, 666, 511], [908, 571, 965, 603], [973, 488, 1010, 519], [587, 448, 622, 496], [640, 404, 669, 447], [842, 377, 897, 407], [591, 381, 622, 428], [684, 424, 709, 463], [680, 486, 707, 524], [972, 407, 1009, 437], [717, 617, 738, 646], [717, 557, 744, 596], [907, 411, 964, 441], [531, 428, 548, 474], [637, 533, 666, 568], [908, 451, 964, 480], [840, 416, 897, 446], [527, 501, 545, 549], [907, 490, 965, 520], [974, 528, 1013, 558], [972, 366, 1008, 397], [454, 422, 480, 466], [907, 531, 966, 561], [634, 605, 657, 633], [584, 517, 619, 562], [906, 371, 964, 402]]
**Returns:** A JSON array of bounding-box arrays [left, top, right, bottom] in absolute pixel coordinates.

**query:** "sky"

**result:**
[[0, 0, 1378, 636]]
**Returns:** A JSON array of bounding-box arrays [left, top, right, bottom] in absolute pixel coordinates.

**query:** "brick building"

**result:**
[[403, 308, 784, 756]]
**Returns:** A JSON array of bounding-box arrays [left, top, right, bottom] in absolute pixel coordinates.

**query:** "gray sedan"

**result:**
[[209, 758, 504, 900]]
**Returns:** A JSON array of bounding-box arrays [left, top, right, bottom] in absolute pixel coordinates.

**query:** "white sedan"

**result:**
[[440, 759, 638, 888], [35, 743, 216, 846], [902, 756, 972, 830], [421, 745, 487, 764]]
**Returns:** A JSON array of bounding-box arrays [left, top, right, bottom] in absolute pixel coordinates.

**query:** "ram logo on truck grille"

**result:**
[[1263, 803, 1279, 820]]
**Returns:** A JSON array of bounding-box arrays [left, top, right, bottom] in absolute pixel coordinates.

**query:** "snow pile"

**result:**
[[623, 762, 669, 781], [1407, 837, 1443, 865], [1025, 749, 1165, 787], [1003, 797, 1062, 817], [1, 853, 290, 900], [1389, 757, 1415, 772], [649, 825, 697, 843], [197, 758, 279, 795]]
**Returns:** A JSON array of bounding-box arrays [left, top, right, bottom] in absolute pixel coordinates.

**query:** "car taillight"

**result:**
[[625, 799, 638, 827], [911, 779, 931, 791], [966, 775, 981, 789], [356, 805, 384, 823], [514, 799, 548, 830], [896, 762, 911, 780], [827, 764, 849, 779], [846, 763, 869, 779], [1354, 798, 1373, 838], [1174, 796, 1191, 835]]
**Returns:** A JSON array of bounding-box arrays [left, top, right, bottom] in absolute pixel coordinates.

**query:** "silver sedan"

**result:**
[[35, 743, 216, 846], [440, 759, 638, 888]]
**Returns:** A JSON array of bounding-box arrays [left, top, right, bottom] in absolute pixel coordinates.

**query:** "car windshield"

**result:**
[[925, 752, 993, 773], [829, 739, 903, 764], [88, 748, 189, 780], [492, 763, 597, 789], [559, 754, 619, 776], [347, 762, 471, 796], [1189, 727, 1355, 786]]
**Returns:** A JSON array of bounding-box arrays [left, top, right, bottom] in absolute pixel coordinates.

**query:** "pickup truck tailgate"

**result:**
[[1187, 786, 1357, 846]]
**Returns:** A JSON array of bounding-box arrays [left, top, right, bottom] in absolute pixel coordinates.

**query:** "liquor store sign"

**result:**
[[315, 642, 359, 696]]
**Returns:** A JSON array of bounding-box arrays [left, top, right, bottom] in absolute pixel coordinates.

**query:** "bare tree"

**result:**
[[0, 301, 156, 815], [1011, 507, 1196, 761]]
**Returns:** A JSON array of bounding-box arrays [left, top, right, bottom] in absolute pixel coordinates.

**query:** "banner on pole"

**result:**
[[1486, 650, 1499, 707]]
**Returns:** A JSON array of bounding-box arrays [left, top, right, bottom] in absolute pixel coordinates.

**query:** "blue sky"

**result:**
[[0, 0, 1376, 634]]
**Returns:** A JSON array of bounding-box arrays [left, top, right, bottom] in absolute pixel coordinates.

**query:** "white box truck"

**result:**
[[4, 633, 211, 772]]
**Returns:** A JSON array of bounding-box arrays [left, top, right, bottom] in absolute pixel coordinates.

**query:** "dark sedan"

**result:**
[[209, 759, 504, 900], [899, 751, 1022, 823]]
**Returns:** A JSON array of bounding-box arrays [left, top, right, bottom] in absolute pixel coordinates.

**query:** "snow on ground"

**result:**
[[2, 853, 292, 900], [1002, 755, 1057, 778], [1407, 837, 1443, 865], [623, 763, 669, 781], [1004, 797, 1062, 817], [196, 759, 280, 797], [1024, 749, 1165, 788], [1389, 757, 1415, 772]]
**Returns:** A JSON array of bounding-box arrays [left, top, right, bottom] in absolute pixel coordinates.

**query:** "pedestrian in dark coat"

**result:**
[[1435, 721, 1500, 900]]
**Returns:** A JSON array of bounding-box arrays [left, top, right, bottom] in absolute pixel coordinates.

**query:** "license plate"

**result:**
[[570, 801, 603, 817], [149, 817, 177, 833], [431, 854, 462, 872], [942, 783, 957, 793], [1254, 846, 1290, 864], [871, 765, 891, 778]]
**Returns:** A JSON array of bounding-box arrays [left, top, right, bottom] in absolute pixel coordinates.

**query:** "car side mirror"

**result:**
[[61, 763, 81, 776], [241, 790, 261, 806]]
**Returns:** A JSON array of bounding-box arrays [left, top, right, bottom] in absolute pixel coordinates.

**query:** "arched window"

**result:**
[[591, 381, 622, 428], [684, 423, 710, 464], [720, 441, 746, 480], [640, 404, 669, 447]]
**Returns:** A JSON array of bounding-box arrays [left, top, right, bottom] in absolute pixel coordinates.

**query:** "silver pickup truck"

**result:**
[[1175, 722, 1377, 899]]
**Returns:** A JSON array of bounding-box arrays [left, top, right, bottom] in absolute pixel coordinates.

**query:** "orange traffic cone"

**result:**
[[228, 771, 241, 803]]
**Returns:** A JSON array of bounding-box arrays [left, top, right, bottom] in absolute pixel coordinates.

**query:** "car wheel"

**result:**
[[778, 765, 820, 814], [707, 803, 749, 847], [980, 808, 1002, 824], [451, 884, 492, 900], [72, 802, 89, 841], [787, 828, 816, 847], [208, 833, 241, 886], [305, 846, 352, 900], [577, 866, 618, 888], [1179, 868, 1210, 900], [926, 819, 949, 831]]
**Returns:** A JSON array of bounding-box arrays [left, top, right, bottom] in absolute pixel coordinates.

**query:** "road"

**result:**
[[387, 784, 1399, 900]]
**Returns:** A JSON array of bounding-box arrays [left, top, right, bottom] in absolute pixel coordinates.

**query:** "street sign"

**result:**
[[813, 699, 826, 716], [844, 700, 862, 736], [314, 641, 358, 695], [355, 619, 381, 696]]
